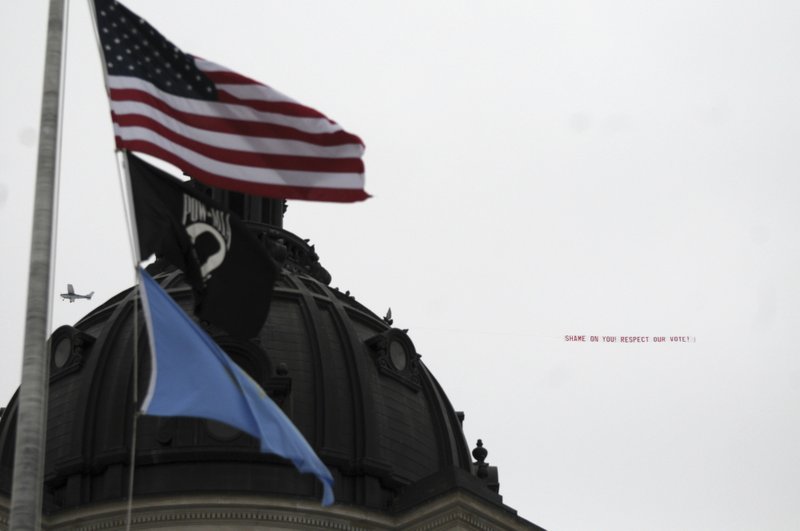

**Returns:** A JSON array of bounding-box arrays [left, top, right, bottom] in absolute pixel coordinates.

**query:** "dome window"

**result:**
[[366, 328, 422, 391], [389, 341, 407, 371], [49, 325, 95, 378], [53, 337, 72, 368]]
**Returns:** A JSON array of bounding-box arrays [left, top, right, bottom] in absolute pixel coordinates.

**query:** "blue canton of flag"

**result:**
[[137, 267, 334, 506]]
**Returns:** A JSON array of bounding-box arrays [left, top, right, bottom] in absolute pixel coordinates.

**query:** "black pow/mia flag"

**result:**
[[126, 151, 277, 338]]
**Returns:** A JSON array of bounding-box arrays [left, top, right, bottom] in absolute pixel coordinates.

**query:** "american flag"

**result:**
[[93, 0, 367, 202]]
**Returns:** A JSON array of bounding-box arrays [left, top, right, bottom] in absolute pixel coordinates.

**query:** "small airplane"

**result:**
[[60, 284, 94, 303]]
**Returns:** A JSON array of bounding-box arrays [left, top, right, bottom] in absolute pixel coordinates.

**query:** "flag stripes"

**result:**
[[108, 77, 367, 201], [113, 112, 360, 157], [108, 75, 353, 136], [108, 89, 361, 149], [118, 135, 364, 188], [114, 116, 363, 171], [123, 142, 366, 202], [95, 0, 367, 202]]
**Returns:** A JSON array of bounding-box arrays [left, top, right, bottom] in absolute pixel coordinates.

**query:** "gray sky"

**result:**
[[2, 1, 800, 529]]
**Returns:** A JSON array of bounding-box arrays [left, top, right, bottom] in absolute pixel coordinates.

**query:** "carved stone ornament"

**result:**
[[49, 325, 96, 381], [255, 226, 332, 285], [366, 328, 422, 391]]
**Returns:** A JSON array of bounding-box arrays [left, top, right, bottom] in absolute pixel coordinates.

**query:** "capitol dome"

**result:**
[[0, 194, 542, 530]]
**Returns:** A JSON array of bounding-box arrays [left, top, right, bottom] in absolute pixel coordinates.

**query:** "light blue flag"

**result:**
[[137, 267, 334, 506]]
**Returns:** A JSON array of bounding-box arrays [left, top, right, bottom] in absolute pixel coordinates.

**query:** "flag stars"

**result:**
[[97, 3, 217, 100]]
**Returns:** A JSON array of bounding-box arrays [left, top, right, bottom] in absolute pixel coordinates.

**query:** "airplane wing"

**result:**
[[67, 284, 75, 294]]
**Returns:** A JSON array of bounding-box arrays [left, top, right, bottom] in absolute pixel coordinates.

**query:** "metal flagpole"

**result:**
[[114, 150, 144, 531], [10, 0, 68, 528]]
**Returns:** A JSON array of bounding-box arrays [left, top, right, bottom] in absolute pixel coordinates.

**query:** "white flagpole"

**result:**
[[10, 0, 68, 528], [114, 150, 144, 531]]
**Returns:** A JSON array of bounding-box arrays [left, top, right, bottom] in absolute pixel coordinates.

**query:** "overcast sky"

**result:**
[[2, 1, 800, 530]]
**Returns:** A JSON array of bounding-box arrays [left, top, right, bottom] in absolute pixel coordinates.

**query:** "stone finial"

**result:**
[[472, 439, 488, 464], [472, 439, 500, 492]]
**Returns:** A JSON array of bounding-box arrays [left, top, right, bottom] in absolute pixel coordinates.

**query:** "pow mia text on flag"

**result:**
[[182, 195, 233, 280], [126, 152, 277, 338], [183, 196, 232, 251]]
